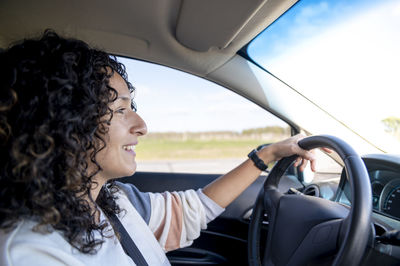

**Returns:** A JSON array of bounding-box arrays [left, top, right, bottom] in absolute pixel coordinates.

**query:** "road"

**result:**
[[136, 158, 245, 174], [136, 158, 341, 184]]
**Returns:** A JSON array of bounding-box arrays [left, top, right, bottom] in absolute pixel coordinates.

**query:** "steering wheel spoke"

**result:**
[[262, 189, 349, 265]]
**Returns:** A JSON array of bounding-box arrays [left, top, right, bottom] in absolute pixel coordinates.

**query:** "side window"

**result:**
[[120, 57, 291, 174]]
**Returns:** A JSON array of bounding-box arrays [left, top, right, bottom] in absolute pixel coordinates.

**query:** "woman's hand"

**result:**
[[258, 134, 328, 172]]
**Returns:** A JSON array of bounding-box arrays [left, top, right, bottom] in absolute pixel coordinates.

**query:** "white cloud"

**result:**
[[254, 0, 400, 152]]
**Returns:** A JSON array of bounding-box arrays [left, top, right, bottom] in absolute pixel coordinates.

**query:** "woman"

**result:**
[[0, 31, 317, 265]]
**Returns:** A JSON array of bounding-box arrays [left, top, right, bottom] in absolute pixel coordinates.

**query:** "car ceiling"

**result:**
[[0, 0, 297, 77]]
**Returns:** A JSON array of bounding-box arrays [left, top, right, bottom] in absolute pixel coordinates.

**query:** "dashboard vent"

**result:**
[[302, 184, 320, 197]]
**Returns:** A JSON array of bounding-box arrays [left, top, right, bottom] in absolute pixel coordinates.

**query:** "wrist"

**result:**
[[257, 144, 275, 163], [248, 144, 272, 171]]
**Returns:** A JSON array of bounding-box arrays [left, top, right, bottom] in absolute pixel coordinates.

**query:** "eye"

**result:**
[[115, 108, 126, 114]]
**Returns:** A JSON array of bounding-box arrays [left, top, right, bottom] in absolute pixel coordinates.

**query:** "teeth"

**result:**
[[123, 145, 135, 151]]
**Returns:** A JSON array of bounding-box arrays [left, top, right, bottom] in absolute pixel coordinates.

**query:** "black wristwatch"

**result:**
[[248, 144, 269, 171]]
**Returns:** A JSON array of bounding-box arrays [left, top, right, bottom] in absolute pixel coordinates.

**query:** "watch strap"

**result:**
[[248, 149, 268, 171]]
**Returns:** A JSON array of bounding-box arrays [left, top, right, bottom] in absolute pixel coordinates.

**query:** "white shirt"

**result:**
[[0, 185, 224, 266]]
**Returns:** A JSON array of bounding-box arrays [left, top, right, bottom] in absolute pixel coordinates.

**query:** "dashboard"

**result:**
[[336, 154, 400, 221], [333, 154, 400, 263], [371, 169, 400, 218]]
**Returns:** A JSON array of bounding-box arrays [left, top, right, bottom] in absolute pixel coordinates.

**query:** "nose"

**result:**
[[130, 112, 147, 136]]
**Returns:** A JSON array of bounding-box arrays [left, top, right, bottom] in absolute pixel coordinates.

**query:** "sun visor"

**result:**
[[176, 0, 267, 52]]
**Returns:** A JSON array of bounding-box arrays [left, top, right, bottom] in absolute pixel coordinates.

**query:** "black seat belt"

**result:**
[[107, 212, 149, 266]]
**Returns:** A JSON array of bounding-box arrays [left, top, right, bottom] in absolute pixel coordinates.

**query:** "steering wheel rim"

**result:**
[[248, 135, 372, 266]]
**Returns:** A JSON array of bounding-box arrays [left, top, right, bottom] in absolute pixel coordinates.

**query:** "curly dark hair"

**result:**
[[0, 30, 134, 253]]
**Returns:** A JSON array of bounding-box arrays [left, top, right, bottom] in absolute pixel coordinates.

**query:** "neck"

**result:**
[[84, 175, 107, 223], [91, 178, 106, 201], [87, 166, 108, 200]]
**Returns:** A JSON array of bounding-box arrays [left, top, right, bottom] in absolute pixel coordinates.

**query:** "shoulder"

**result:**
[[114, 181, 152, 223], [0, 220, 85, 266]]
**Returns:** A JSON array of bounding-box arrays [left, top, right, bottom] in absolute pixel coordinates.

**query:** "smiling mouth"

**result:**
[[123, 145, 136, 153]]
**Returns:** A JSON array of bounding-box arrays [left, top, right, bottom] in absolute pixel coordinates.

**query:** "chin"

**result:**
[[108, 162, 137, 179], [122, 164, 137, 177]]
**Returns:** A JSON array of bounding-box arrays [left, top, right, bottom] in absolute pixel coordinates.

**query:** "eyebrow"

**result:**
[[116, 96, 131, 102]]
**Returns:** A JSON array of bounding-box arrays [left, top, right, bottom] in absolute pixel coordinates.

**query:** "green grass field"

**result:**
[[135, 129, 290, 160], [135, 138, 263, 160], [135, 135, 284, 160]]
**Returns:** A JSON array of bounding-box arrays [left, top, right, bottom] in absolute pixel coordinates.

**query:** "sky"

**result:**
[[119, 57, 287, 133], [247, 0, 400, 150], [118, 0, 400, 149]]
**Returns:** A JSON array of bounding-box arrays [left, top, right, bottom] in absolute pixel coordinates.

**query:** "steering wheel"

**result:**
[[248, 135, 372, 266]]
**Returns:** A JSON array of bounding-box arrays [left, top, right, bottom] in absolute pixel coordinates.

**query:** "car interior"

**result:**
[[1, 0, 400, 265]]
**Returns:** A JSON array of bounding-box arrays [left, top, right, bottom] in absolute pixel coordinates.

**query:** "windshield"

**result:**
[[247, 0, 400, 153]]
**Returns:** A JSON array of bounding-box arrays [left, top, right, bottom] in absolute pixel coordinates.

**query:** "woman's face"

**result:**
[[94, 72, 147, 181]]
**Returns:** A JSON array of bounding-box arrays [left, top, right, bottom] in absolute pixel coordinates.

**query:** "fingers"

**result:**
[[293, 153, 316, 172], [269, 134, 332, 173], [293, 157, 303, 169], [321, 147, 333, 153], [293, 156, 315, 172], [293, 136, 316, 172], [308, 157, 317, 172]]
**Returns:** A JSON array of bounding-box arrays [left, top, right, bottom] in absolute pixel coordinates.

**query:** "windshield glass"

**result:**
[[247, 0, 400, 153]]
